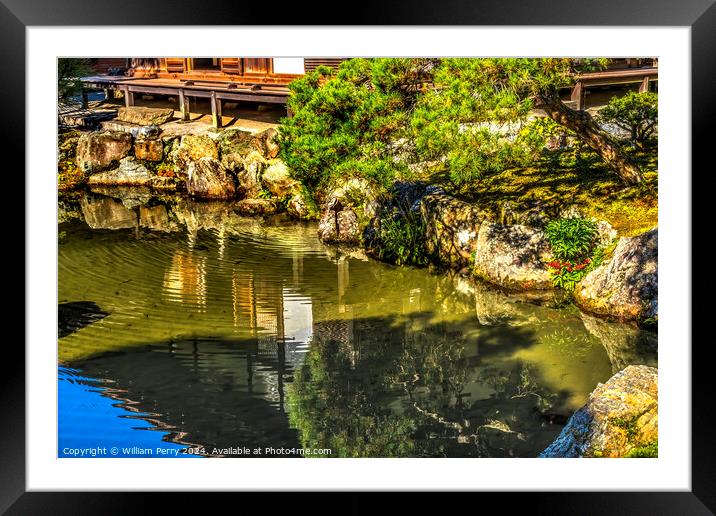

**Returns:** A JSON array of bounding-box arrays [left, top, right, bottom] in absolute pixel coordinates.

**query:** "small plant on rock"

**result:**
[[545, 217, 598, 291], [376, 207, 429, 267]]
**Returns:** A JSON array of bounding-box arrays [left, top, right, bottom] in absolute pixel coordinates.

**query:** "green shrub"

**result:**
[[598, 91, 658, 148], [279, 59, 431, 194], [545, 217, 597, 261], [545, 217, 598, 290], [376, 208, 429, 266]]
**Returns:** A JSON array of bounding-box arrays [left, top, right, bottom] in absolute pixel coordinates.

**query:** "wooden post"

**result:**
[[124, 86, 134, 107], [570, 81, 585, 111], [639, 76, 650, 93], [211, 91, 222, 128], [80, 88, 88, 109], [179, 89, 190, 121]]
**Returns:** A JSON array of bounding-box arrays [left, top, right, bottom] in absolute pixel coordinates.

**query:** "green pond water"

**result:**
[[58, 187, 657, 458]]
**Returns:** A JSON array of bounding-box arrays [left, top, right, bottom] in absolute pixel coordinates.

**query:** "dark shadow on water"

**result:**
[[58, 301, 109, 338], [62, 313, 575, 458]]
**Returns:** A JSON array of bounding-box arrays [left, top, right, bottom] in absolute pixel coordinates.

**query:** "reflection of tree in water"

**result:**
[[288, 313, 570, 458]]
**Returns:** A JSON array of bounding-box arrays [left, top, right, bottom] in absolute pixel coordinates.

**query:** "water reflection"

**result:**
[[58, 188, 657, 457]]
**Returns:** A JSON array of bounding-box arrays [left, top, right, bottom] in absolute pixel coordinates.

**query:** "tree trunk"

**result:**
[[537, 95, 643, 184]]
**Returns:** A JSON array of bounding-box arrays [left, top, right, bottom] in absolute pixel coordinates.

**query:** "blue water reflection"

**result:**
[[58, 367, 199, 458]]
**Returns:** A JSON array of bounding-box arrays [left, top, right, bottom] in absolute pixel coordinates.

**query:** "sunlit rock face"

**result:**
[[473, 222, 553, 291], [116, 106, 174, 126], [262, 160, 299, 198], [539, 365, 658, 458], [420, 191, 486, 268], [87, 157, 153, 187], [79, 194, 137, 230], [318, 178, 379, 245], [574, 228, 658, 322], [186, 158, 236, 200], [134, 138, 164, 161], [76, 131, 133, 173]]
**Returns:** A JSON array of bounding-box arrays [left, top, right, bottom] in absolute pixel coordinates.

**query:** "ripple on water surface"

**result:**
[[58, 191, 657, 457]]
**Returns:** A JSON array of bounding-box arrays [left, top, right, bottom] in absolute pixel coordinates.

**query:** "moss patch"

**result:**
[[625, 440, 658, 458], [451, 149, 657, 237]]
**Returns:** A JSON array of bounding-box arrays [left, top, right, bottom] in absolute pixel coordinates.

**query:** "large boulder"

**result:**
[[116, 106, 174, 126], [233, 151, 267, 198], [100, 120, 160, 139], [76, 131, 133, 173], [420, 191, 486, 268], [175, 134, 219, 168], [87, 157, 153, 186], [287, 190, 316, 220], [186, 157, 236, 200], [262, 160, 299, 198], [317, 178, 378, 245], [540, 365, 658, 458], [134, 138, 163, 161], [473, 222, 553, 290], [574, 228, 658, 322]]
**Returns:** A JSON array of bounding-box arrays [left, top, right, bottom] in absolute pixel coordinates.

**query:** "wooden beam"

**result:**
[[80, 89, 89, 109], [570, 81, 585, 111], [639, 76, 650, 93], [211, 90, 222, 128], [178, 89, 190, 121], [123, 86, 134, 107]]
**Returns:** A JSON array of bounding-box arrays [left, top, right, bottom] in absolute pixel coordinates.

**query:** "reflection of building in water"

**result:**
[[162, 234, 208, 310]]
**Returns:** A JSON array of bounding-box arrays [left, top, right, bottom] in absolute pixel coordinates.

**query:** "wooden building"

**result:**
[[82, 57, 346, 127]]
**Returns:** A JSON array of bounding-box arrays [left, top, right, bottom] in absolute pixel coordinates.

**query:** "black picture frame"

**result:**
[[5, 0, 712, 512]]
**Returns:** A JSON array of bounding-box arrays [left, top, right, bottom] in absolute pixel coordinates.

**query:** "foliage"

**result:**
[[154, 162, 176, 177], [375, 207, 429, 266], [598, 91, 658, 147], [279, 59, 434, 194], [409, 58, 609, 187], [545, 217, 599, 291], [58, 58, 93, 100], [625, 441, 658, 458], [545, 217, 597, 261]]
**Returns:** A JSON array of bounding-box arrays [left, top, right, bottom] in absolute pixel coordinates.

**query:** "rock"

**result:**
[[80, 194, 137, 229], [594, 219, 618, 247], [101, 120, 160, 139], [116, 106, 174, 126], [473, 222, 553, 290], [262, 160, 299, 198], [76, 131, 133, 173], [317, 178, 378, 245], [176, 134, 219, 169], [581, 314, 658, 373], [87, 157, 153, 186], [186, 157, 236, 200], [420, 191, 486, 268], [539, 365, 658, 458], [234, 198, 278, 216], [574, 228, 658, 322], [232, 151, 266, 198], [218, 128, 261, 159], [58, 130, 82, 162], [287, 191, 315, 220], [260, 128, 280, 159], [134, 138, 163, 161]]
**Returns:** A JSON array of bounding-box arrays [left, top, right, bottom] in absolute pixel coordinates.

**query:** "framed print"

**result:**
[[6, 0, 713, 512]]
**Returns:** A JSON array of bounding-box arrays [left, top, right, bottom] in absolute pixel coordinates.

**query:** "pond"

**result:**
[[58, 188, 658, 458]]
